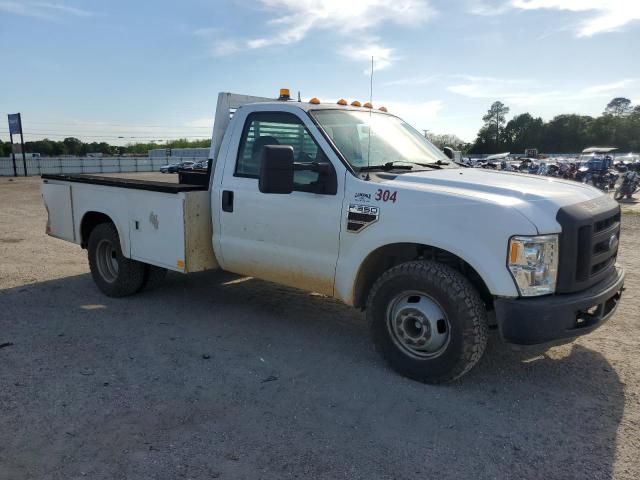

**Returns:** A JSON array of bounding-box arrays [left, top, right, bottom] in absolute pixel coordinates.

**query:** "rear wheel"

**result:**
[[367, 261, 488, 384], [88, 223, 145, 297]]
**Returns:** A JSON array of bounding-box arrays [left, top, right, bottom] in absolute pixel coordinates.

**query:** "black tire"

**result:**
[[366, 260, 488, 384], [87, 223, 145, 297], [139, 265, 168, 292]]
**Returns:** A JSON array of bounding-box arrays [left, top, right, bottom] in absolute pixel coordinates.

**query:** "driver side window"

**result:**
[[236, 112, 328, 190]]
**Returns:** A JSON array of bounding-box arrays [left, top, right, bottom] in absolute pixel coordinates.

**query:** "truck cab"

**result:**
[[42, 91, 625, 384]]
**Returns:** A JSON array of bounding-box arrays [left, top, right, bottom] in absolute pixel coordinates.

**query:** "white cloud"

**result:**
[[447, 75, 639, 108], [382, 75, 441, 87], [510, 0, 640, 37], [200, 0, 436, 69], [342, 42, 396, 74], [0, 1, 95, 19], [383, 100, 443, 124], [193, 27, 220, 37], [211, 40, 240, 57], [467, 0, 511, 16], [446, 75, 538, 105], [246, 0, 435, 48], [581, 79, 637, 94], [36, 2, 94, 17], [0, 1, 52, 18]]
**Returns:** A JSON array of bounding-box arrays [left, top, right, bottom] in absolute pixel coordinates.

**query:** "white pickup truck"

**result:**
[[42, 91, 625, 383]]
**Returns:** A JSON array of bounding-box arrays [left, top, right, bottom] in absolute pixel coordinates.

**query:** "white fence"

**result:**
[[0, 156, 204, 177]]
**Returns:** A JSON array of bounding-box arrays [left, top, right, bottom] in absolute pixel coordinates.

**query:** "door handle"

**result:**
[[222, 190, 234, 212]]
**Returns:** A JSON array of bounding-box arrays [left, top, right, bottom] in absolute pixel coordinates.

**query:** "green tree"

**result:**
[[541, 114, 593, 153], [503, 113, 544, 153], [0, 140, 9, 156], [604, 97, 632, 116], [482, 101, 510, 150], [62, 137, 83, 156]]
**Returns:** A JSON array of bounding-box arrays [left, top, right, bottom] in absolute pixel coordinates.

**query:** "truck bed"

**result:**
[[42, 174, 207, 194], [42, 175, 218, 273]]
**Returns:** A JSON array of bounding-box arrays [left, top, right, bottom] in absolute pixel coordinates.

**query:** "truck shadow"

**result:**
[[0, 270, 626, 479]]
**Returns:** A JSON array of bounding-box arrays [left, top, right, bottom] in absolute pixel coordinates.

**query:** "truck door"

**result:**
[[217, 109, 344, 296]]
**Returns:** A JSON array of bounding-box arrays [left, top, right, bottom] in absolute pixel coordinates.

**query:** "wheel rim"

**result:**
[[386, 292, 451, 359], [96, 238, 119, 283]]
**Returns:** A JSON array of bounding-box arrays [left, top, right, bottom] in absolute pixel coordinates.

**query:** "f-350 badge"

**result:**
[[347, 204, 379, 233]]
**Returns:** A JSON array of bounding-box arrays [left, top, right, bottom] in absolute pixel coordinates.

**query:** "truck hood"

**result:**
[[382, 168, 606, 233]]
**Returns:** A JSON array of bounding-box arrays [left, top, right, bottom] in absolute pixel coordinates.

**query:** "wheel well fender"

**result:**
[[80, 211, 123, 251], [352, 243, 494, 311]]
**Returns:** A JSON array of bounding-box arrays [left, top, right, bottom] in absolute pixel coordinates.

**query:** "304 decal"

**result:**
[[374, 189, 397, 203]]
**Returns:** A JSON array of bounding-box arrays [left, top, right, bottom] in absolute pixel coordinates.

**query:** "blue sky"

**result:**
[[1, 0, 639, 144]]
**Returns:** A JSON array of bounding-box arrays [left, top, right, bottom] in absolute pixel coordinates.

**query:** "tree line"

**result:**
[[2, 97, 639, 157], [0, 137, 210, 157], [469, 97, 640, 154]]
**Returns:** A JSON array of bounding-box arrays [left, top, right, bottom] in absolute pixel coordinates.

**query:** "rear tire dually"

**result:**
[[88, 223, 145, 297]]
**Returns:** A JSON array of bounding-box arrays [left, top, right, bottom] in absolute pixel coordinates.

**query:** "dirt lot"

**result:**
[[1, 176, 639, 480]]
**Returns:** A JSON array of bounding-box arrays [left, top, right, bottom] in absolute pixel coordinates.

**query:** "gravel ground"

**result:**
[[0, 176, 639, 480]]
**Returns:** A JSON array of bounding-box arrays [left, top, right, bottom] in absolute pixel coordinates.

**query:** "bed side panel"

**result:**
[[42, 182, 76, 243]]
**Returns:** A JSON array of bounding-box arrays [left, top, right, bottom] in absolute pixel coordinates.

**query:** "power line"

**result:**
[[17, 132, 211, 139], [21, 120, 213, 129], [20, 129, 210, 136]]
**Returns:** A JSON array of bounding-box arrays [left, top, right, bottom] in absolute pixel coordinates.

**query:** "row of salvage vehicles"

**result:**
[[470, 147, 639, 201]]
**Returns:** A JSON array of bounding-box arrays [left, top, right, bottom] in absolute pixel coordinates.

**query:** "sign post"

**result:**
[[8, 113, 27, 176]]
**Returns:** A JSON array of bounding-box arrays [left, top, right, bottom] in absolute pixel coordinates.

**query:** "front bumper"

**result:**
[[495, 266, 625, 345]]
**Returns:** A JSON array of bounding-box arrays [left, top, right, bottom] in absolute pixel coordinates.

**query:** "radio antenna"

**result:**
[[365, 55, 374, 181]]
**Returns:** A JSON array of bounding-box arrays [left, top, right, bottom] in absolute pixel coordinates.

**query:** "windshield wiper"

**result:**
[[358, 161, 414, 172], [419, 160, 450, 168]]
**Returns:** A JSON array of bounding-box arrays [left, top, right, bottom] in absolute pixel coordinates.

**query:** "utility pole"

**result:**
[[9, 131, 17, 177]]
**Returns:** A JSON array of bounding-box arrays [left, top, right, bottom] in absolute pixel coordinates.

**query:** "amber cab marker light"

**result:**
[[309, 97, 321, 104], [337, 99, 347, 105], [363, 102, 373, 109], [279, 88, 291, 100], [379, 106, 388, 112], [351, 100, 362, 107]]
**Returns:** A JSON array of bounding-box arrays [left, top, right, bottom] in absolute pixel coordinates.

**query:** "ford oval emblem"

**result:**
[[609, 234, 619, 251]]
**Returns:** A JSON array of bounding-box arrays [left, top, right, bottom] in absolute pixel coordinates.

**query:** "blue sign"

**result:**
[[8, 113, 22, 135]]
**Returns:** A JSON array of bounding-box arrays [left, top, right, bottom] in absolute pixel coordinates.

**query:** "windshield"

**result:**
[[310, 110, 455, 171]]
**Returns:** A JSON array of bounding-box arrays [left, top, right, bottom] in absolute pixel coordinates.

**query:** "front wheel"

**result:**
[[366, 261, 488, 384], [88, 223, 145, 297]]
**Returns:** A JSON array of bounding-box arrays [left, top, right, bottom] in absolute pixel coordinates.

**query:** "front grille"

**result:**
[[556, 197, 620, 293]]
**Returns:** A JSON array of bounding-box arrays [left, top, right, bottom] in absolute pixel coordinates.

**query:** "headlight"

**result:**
[[508, 234, 559, 296]]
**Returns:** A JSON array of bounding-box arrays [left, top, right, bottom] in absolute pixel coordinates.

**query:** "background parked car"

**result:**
[[160, 161, 195, 173]]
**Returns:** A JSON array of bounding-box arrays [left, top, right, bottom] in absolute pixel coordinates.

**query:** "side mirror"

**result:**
[[443, 147, 454, 160], [259, 145, 294, 194]]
